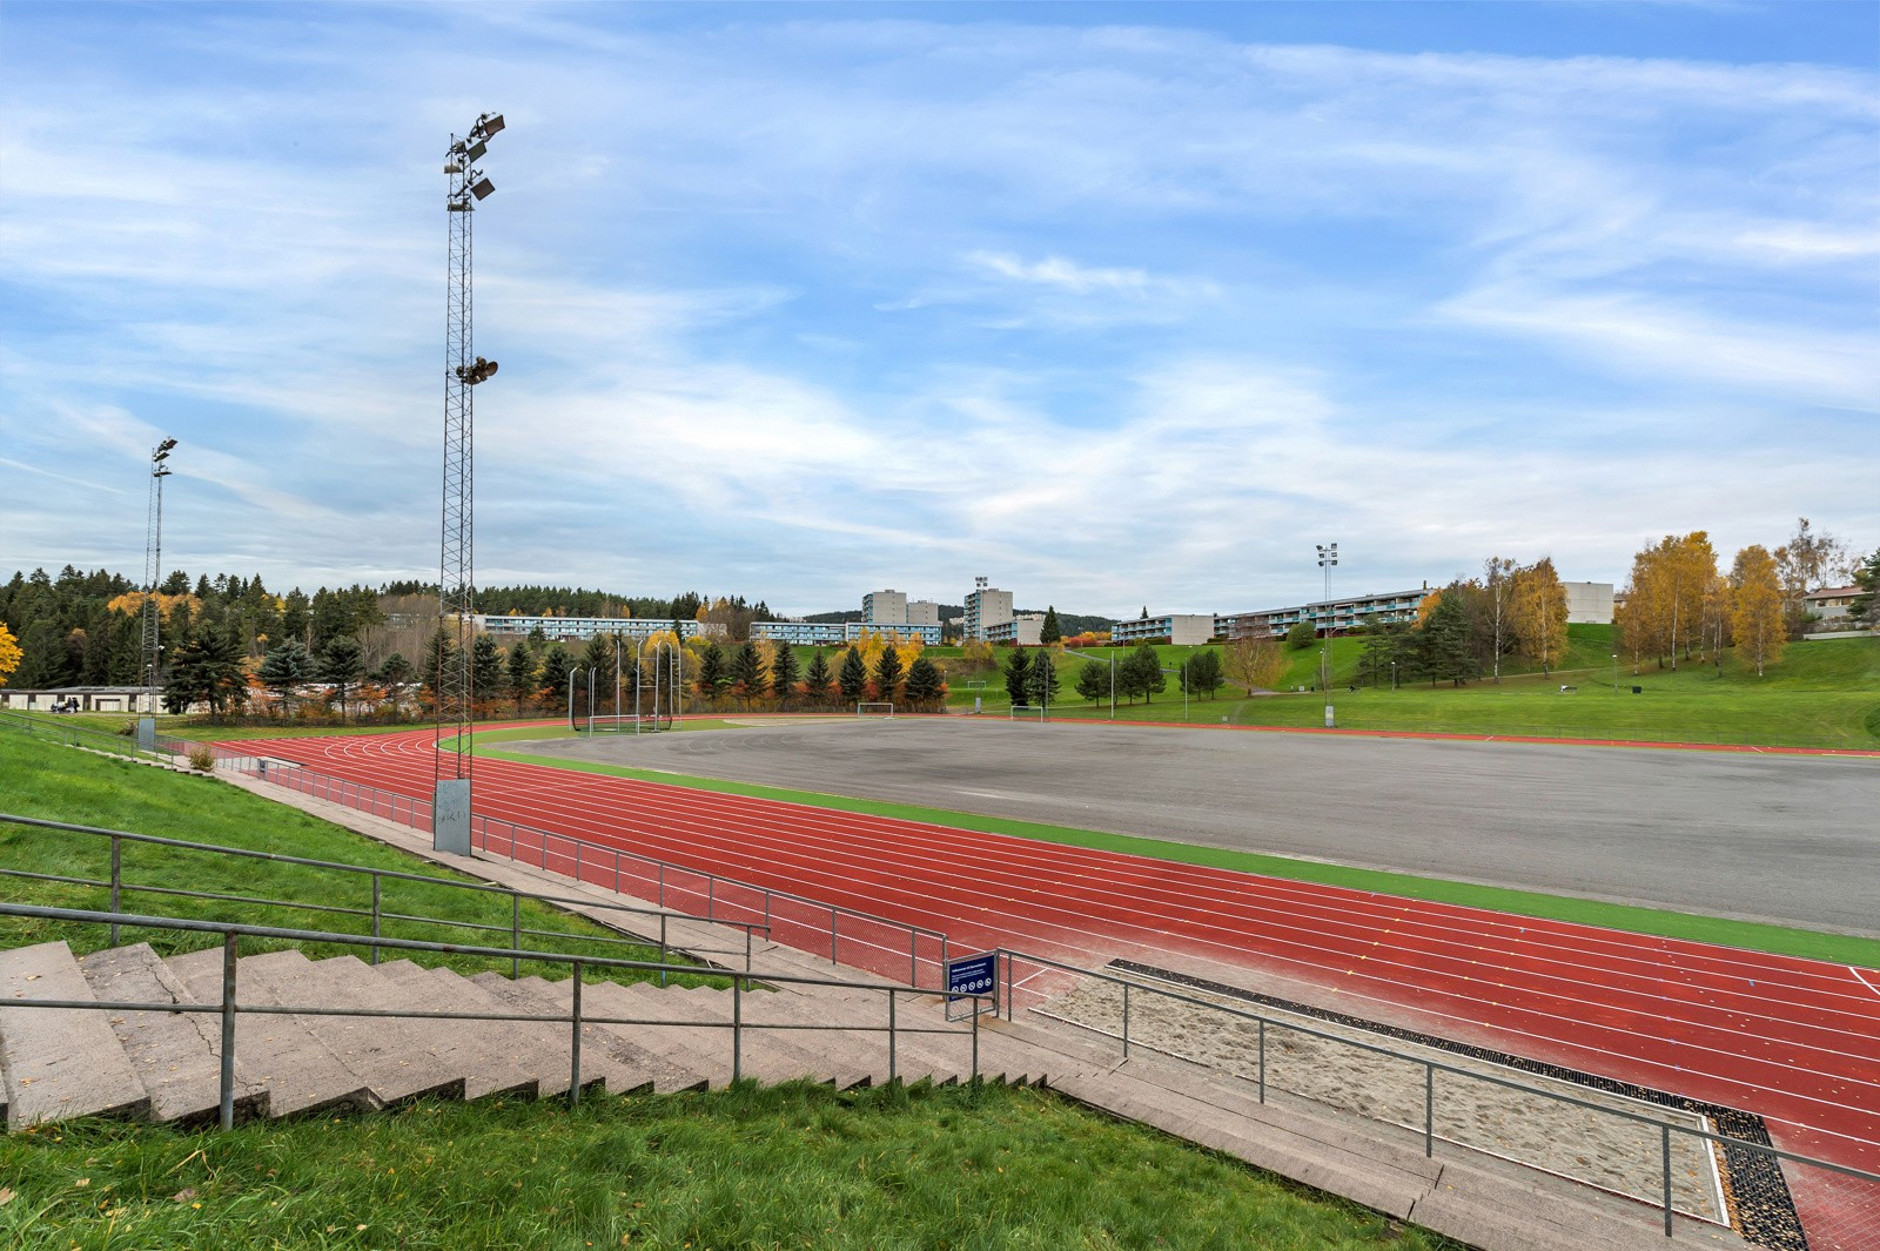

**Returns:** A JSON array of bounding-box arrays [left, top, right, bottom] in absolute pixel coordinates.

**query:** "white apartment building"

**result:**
[[986, 614, 1045, 646], [1110, 613, 1216, 646], [474, 614, 706, 642]]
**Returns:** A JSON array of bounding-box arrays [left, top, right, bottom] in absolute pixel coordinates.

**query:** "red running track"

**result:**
[[239, 730, 1880, 1185]]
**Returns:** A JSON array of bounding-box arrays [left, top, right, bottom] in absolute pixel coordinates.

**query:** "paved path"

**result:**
[[517, 718, 1880, 937]]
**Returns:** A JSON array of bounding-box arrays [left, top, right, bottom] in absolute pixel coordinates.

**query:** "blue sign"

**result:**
[[946, 952, 997, 1013]]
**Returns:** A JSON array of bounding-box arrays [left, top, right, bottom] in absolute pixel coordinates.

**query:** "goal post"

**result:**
[[584, 714, 644, 734], [1009, 705, 1047, 722], [855, 702, 895, 718]]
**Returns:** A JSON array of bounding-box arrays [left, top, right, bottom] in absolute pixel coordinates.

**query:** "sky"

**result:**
[[1, 1, 1875, 617]]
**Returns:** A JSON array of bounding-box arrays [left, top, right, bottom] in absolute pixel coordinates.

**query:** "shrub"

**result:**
[[187, 745, 216, 773]]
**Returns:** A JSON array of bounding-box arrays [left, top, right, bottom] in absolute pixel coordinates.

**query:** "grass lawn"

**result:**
[[0, 731, 711, 987], [0, 1083, 1455, 1251], [479, 740, 1880, 970]]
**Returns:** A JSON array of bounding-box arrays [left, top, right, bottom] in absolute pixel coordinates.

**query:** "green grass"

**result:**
[[480, 739, 1880, 970], [0, 1083, 1456, 1250], [0, 731, 712, 987]]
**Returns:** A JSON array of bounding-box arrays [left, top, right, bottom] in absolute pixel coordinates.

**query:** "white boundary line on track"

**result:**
[[1851, 966, 1880, 999]]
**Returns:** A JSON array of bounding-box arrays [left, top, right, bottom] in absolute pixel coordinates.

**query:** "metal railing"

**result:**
[[995, 949, 1880, 1246], [0, 813, 765, 973], [163, 737, 953, 990], [0, 901, 989, 1132]]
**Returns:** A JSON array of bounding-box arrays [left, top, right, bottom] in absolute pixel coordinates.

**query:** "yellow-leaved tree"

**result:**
[[1730, 546, 1785, 676], [1511, 557, 1569, 674], [1222, 636, 1286, 692], [0, 623, 22, 687]]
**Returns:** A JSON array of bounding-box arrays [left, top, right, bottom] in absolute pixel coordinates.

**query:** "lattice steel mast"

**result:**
[[141, 438, 177, 717], [435, 112, 503, 851]]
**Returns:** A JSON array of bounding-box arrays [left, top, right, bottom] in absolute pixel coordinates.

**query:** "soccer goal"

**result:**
[[1009, 705, 1047, 722], [584, 714, 644, 734], [855, 702, 895, 718]]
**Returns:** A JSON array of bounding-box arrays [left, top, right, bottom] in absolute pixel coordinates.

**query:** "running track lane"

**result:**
[[239, 730, 1880, 1184]]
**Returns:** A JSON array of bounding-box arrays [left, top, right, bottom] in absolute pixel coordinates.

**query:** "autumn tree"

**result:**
[[0, 623, 20, 687], [1730, 545, 1785, 676], [1511, 557, 1569, 674], [1775, 517, 1851, 636], [1223, 636, 1286, 693], [1482, 556, 1516, 682]]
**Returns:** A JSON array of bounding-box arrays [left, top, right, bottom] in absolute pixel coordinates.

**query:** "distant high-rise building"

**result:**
[[863, 589, 908, 626], [964, 576, 1014, 641]]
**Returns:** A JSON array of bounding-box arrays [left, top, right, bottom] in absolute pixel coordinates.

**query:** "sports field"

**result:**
[[231, 724, 1880, 1206], [515, 719, 1880, 937]]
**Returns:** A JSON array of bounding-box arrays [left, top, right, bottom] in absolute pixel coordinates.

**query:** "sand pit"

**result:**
[[1036, 972, 1728, 1224]]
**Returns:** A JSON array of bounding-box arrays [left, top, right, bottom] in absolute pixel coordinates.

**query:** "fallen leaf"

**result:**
[[171, 1188, 196, 1203], [0, 1186, 14, 1206], [73, 1179, 90, 1188]]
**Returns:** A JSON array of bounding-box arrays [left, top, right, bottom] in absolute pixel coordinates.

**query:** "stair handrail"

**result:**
[[0, 900, 990, 1132], [0, 812, 766, 973]]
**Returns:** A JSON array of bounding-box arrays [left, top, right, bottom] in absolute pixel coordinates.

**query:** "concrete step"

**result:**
[[168, 947, 371, 1118], [0, 941, 151, 1127], [369, 961, 549, 1101], [467, 972, 704, 1095], [77, 942, 268, 1124], [237, 950, 464, 1108], [301, 955, 538, 1103]]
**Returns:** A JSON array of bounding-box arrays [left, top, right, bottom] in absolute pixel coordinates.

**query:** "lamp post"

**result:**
[[1316, 542, 1338, 729], [140, 438, 177, 727], [1613, 653, 1619, 694]]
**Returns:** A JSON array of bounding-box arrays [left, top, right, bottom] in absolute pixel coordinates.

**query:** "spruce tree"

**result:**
[[1003, 647, 1032, 705], [873, 644, 904, 702], [258, 639, 314, 716], [1076, 659, 1108, 703], [1026, 649, 1059, 707], [375, 652, 415, 705], [838, 646, 869, 704], [472, 634, 504, 704], [421, 628, 455, 710], [505, 637, 538, 716], [537, 646, 573, 712], [1040, 606, 1062, 646], [730, 640, 765, 700], [318, 635, 366, 720], [903, 655, 943, 707], [770, 640, 800, 703], [803, 649, 833, 705], [696, 641, 729, 704]]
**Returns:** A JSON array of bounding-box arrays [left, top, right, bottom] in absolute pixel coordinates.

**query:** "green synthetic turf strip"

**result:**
[[481, 742, 1880, 970]]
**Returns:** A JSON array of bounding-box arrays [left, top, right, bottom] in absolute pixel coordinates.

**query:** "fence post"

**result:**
[[1662, 1124, 1673, 1237], [830, 909, 839, 965], [708, 876, 715, 920], [888, 989, 897, 1084], [745, 925, 752, 973], [511, 893, 521, 979], [732, 974, 743, 1084], [614, 852, 621, 894], [658, 863, 665, 908], [909, 932, 917, 987], [570, 960, 583, 1107], [370, 874, 381, 966], [575, 842, 582, 884], [109, 836, 122, 945], [219, 932, 238, 1131], [1258, 1019, 1266, 1104], [971, 998, 980, 1094], [1424, 1063, 1435, 1157], [1122, 982, 1131, 1059]]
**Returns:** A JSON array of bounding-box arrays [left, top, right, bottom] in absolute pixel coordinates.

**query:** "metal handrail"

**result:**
[[0, 812, 766, 968], [0, 901, 988, 1131], [995, 947, 1880, 1239]]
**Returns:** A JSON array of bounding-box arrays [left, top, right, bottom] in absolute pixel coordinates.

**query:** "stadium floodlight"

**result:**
[[475, 112, 505, 138], [464, 139, 488, 163], [1316, 542, 1338, 728], [470, 176, 495, 200]]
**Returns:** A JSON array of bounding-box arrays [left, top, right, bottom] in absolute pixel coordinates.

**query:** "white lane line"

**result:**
[[1850, 966, 1880, 998]]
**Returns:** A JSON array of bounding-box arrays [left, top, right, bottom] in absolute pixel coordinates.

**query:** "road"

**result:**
[[513, 719, 1880, 936]]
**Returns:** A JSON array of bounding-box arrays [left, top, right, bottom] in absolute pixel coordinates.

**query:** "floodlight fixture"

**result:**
[[464, 139, 488, 163], [470, 176, 495, 200], [476, 112, 505, 138]]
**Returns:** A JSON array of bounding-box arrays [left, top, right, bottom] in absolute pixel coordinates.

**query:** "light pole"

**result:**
[[1613, 653, 1619, 694], [1316, 542, 1338, 729], [140, 438, 177, 728]]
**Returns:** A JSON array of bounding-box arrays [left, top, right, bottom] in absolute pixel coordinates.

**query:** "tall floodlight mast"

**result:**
[[141, 438, 178, 719], [435, 111, 503, 855]]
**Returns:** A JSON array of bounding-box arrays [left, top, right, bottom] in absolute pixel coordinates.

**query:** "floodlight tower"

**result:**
[[435, 110, 504, 855], [1317, 542, 1338, 729], [140, 438, 178, 718]]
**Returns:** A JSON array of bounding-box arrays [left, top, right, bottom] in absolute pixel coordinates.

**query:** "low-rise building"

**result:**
[[474, 614, 705, 642], [847, 621, 943, 646], [986, 614, 1045, 646], [1215, 588, 1427, 640], [0, 686, 149, 713], [752, 620, 848, 647], [1563, 581, 1615, 624], [1804, 585, 1864, 625], [1111, 613, 1216, 646]]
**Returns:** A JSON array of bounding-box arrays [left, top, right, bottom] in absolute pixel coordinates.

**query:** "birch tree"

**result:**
[[1730, 546, 1785, 676]]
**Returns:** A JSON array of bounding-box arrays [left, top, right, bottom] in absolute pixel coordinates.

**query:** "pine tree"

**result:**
[[1003, 647, 1032, 704], [472, 634, 504, 704], [505, 637, 538, 716], [258, 639, 314, 716], [1184, 649, 1224, 698], [318, 635, 366, 720], [1123, 643, 1165, 703], [803, 649, 833, 705], [770, 640, 800, 703], [1025, 649, 1059, 707], [537, 646, 573, 712], [838, 646, 869, 704], [375, 652, 415, 705], [903, 655, 943, 708], [1040, 606, 1062, 646], [874, 644, 904, 702], [422, 628, 456, 710], [1420, 591, 1476, 686], [1076, 659, 1107, 703], [696, 641, 729, 703], [730, 640, 765, 700]]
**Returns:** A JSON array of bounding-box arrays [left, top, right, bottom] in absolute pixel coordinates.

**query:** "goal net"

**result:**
[[855, 702, 895, 718], [585, 714, 644, 734], [1008, 705, 1047, 722]]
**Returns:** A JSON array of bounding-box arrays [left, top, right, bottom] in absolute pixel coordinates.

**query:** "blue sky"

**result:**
[[2, 1, 1875, 615]]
